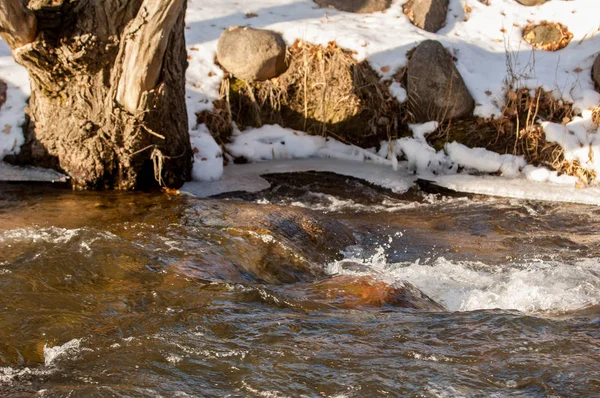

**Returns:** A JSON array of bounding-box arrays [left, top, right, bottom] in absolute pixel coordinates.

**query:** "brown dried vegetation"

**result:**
[[428, 88, 595, 183]]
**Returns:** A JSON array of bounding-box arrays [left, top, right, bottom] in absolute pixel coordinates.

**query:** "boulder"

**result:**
[[300, 275, 446, 310], [522, 22, 572, 51], [516, 0, 550, 5], [593, 54, 600, 89], [217, 27, 287, 81], [407, 40, 474, 122], [314, 0, 391, 13], [403, 0, 449, 33]]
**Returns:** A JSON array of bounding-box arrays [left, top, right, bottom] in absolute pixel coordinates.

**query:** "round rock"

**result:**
[[516, 0, 550, 5], [407, 40, 474, 122], [217, 27, 287, 81], [314, 0, 391, 13], [403, 0, 449, 33]]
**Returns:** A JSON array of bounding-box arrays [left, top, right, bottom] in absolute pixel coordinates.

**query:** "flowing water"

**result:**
[[1, 173, 599, 397]]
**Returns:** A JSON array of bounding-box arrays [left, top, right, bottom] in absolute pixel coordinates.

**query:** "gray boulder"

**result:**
[[407, 40, 474, 122], [593, 53, 600, 89], [403, 0, 449, 33], [314, 0, 391, 13], [217, 27, 287, 81], [516, 0, 550, 5]]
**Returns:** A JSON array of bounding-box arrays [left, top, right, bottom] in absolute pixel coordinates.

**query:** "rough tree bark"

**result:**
[[0, 0, 193, 189]]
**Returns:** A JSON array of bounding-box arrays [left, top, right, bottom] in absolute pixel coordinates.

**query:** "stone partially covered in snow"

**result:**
[[593, 53, 600, 89], [314, 0, 391, 13], [217, 27, 287, 81], [516, 0, 550, 6], [403, 0, 449, 33], [407, 40, 474, 122]]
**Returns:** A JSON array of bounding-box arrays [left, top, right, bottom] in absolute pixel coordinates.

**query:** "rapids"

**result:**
[[0, 173, 599, 397]]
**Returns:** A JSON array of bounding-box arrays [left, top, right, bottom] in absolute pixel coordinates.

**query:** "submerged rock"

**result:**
[[592, 53, 600, 89], [305, 275, 445, 310], [191, 201, 356, 284], [407, 40, 474, 122], [217, 26, 287, 81], [314, 0, 391, 13], [403, 0, 449, 33]]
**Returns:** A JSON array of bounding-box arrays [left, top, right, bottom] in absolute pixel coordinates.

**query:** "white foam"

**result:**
[[0, 366, 52, 385], [44, 338, 83, 367], [326, 246, 600, 314]]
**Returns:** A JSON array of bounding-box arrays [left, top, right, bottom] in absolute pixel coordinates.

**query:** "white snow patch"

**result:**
[[0, 41, 30, 158], [408, 121, 439, 141], [190, 124, 223, 181], [227, 124, 394, 167], [446, 142, 526, 177], [433, 174, 600, 205], [388, 81, 407, 104]]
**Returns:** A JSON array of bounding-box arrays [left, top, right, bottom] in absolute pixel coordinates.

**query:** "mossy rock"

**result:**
[[523, 22, 572, 51]]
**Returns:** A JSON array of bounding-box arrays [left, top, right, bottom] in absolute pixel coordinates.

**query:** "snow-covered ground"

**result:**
[[1, 0, 600, 204]]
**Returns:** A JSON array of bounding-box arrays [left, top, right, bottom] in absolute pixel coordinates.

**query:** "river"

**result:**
[[1, 172, 599, 397]]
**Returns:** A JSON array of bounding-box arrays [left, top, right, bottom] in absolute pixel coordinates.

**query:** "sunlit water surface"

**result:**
[[1, 173, 599, 397]]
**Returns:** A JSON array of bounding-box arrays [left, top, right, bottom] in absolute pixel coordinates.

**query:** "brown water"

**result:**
[[1, 174, 599, 397]]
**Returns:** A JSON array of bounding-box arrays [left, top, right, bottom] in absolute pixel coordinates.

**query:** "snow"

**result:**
[[1, 0, 600, 204], [0, 42, 29, 158], [190, 124, 223, 182], [408, 121, 439, 141], [432, 174, 600, 205], [541, 109, 600, 176], [446, 141, 526, 177], [183, 0, 600, 119], [388, 81, 407, 104], [227, 124, 393, 166]]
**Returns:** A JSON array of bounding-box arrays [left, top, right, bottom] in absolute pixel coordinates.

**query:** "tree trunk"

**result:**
[[0, 0, 192, 189]]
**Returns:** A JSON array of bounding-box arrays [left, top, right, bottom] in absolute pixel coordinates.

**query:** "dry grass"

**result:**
[[593, 104, 600, 126], [200, 40, 409, 149], [428, 87, 595, 183]]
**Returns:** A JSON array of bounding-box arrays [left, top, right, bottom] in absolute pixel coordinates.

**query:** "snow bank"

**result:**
[[183, 0, 600, 119], [446, 141, 526, 177], [190, 124, 223, 181]]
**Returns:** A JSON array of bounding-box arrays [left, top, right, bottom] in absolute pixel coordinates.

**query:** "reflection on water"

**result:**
[[0, 175, 599, 397]]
